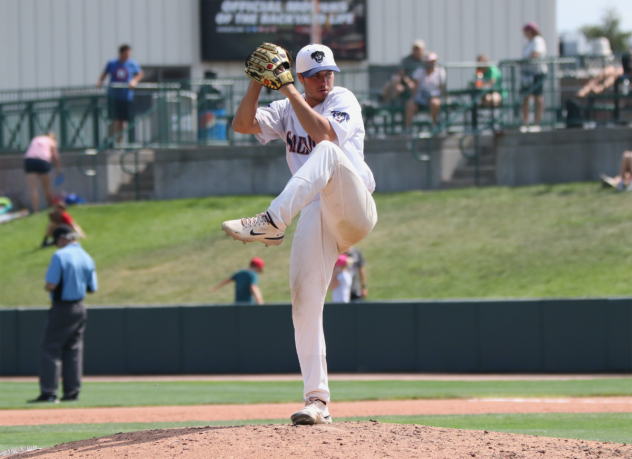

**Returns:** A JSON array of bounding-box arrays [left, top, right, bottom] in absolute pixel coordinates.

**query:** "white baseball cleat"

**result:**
[[291, 398, 332, 425], [222, 211, 284, 247]]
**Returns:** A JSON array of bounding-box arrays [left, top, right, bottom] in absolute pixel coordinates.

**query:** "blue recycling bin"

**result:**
[[199, 109, 227, 141]]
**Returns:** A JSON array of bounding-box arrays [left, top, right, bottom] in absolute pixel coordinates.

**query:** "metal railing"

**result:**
[[405, 55, 632, 185], [72, 80, 235, 202], [2, 55, 630, 156], [0, 81, 235, 153]]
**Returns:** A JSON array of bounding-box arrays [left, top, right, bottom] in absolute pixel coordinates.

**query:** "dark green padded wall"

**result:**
[[1, 300, 631, 375]]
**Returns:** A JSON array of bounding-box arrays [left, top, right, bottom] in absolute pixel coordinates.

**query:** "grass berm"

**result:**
[[1, 182, 632, 306]]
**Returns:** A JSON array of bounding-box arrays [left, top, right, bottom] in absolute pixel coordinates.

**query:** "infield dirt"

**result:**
[[13, 422, 632, 459]]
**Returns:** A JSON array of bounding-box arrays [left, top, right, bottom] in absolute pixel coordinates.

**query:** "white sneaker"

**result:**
[[291, 398, 332, 425], [222, 211, 284, 247]]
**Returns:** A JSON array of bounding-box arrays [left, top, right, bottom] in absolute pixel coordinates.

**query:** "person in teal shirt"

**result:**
[[472, 55, 505, 107], [209, 257, 265, 304]]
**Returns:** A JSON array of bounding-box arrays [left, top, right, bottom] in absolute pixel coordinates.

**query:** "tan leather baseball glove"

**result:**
[[245, 43, 294, 90]]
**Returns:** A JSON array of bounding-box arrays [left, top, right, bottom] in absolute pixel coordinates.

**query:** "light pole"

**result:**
[[311, 0, 321, 44]]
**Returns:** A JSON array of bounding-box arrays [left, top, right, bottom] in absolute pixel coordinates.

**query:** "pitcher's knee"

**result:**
[[336, 222, 372, 247], [334, 204, 375, 244]]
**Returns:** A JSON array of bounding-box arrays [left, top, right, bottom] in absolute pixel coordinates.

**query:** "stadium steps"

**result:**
[[441, 135, 497, 189], [109, 162, 155, 202]]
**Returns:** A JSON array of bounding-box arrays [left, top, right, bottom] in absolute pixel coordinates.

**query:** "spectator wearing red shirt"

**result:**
[[43, 202, 86, 248]]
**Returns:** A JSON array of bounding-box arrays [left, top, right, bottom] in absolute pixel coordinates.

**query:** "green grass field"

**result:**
[[2, 379, 632, 409], [2, 183, 632, 306], [2, 414, 632, 451]]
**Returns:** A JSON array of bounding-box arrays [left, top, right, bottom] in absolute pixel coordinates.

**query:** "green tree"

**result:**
[[581, 7, 632, 53]]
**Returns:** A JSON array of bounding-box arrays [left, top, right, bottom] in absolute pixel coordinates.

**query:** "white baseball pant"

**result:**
[[267, 141, 377, 402]]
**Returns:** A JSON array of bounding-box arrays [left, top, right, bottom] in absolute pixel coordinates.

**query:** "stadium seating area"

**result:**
[[1, 55, 631, 155]]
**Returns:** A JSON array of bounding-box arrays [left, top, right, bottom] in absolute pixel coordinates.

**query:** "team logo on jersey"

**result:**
[[331, 110, 350, 123], [286, 131, 316, 155], [115, 68, 129, 81], [311, 51, 325, 63]]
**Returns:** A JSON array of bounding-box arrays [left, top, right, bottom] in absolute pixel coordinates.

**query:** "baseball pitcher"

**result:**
[[225, 43, 377, 425]]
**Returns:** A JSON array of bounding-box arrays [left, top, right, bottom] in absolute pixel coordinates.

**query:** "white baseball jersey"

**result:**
[[254, 86, 376, 194]]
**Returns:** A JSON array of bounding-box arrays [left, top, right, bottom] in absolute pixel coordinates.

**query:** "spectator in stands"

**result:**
[[345, 246, 368, 301], [24, 132, 61, 213], [29, 225, 97, 403], [577, 49, 631, 98], [406, 52, 446, 129], [577, 65, 623, 98], [521, 22, 547, 128], [329, 254, 353, 303], [471, 55, 504, 107], [96, 44, 144, 142], [381, 68, 415, 106], [401, 40, 425, 77], [42, 202, 86, 248], [209, 257, 265, 304], [601, 151, 632, 192]]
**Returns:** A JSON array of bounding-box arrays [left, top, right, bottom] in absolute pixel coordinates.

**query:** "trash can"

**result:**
[[199, 109, 227, 141]]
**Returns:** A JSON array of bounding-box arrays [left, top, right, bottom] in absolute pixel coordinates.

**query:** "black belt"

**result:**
[[52, 299, 84, 306]]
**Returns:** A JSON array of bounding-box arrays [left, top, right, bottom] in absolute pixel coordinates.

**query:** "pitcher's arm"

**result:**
[[279, 84, 336, 144], [232, 82, 263, 134]]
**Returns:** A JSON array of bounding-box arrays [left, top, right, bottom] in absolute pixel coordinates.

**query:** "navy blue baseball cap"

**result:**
[[52, 225, 74, 243]]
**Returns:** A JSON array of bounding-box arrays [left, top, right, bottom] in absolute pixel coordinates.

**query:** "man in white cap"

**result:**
[[406, 52, 446, 128], [228, 44, 377, 425]]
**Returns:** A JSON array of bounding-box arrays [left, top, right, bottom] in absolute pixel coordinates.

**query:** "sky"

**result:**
[[557, 0, 632, 33]]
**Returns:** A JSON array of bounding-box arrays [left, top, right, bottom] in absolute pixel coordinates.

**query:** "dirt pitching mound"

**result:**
[[13, 422, 632, 459]]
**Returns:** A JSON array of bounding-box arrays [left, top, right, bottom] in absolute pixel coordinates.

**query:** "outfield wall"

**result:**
[[152, 138, 461, 199], [496, 127, 632, 186], [0, 138, 453, 208], [4, 128, 632, 209], [1, 299, 630, 376], [0, 150, 153, 210]]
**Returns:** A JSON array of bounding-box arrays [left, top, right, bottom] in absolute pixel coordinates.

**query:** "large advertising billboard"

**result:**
[[201, 0, 367, 61]]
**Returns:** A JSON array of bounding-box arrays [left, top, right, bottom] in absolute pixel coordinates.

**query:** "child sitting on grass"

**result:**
[[42, 202, 86, 248]]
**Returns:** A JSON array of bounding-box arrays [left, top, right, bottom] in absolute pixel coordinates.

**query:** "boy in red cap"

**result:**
[[209, 257, 264, 304]]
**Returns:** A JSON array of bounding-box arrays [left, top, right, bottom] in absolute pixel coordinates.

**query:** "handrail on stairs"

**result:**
[[75, 88, 174, 202], [410, 87, 495, 189], [410, 76, 546, 188], [77, 148, 99, 202], [76, 80, 234, 202], [120, 150, 142, 201]]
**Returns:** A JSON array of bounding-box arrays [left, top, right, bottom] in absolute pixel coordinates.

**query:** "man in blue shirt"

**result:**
[[29, 225, 97, 403], [96, 44, 144, 142], [209, 257, 264, 304]]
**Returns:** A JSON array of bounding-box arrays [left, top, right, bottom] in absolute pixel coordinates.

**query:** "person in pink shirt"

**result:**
[[24, 132, 62, 212]]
